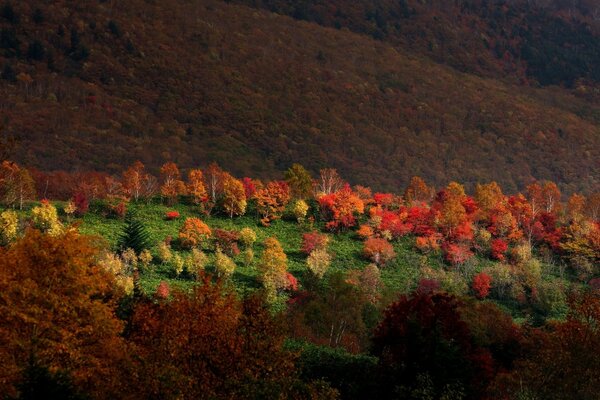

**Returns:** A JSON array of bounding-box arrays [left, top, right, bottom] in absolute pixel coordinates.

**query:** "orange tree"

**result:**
[[0, 229, 128, 399]]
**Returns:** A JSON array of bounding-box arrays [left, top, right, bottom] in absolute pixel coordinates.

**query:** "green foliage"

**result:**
[[118, 213, 151, 254]]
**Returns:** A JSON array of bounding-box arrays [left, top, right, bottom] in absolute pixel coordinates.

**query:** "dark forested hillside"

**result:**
[[0, 0, 599, 192], [227, 0, 600, 87]]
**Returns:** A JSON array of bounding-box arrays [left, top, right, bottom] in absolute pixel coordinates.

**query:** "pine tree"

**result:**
[[118, 213, 151, 254]]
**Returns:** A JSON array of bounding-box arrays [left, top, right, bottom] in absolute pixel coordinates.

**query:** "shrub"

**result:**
[[0, 209, 18, 245], [243, 248, 254, 267], [293, 199, 309, 223], [155, 281, 170, 299], [472, 272, 492, 299], [215, 247, 236, 279], [307, 248, 332, 279], [172, 254, 184, 276], [301, 231, 329, 255], [442, 242, 473, 266], [139, 249, 153, 270], [73, 191, 89, 216], [30, 200, 63, 236], [165, 210, 180, 220], [178, 218, 211, 249], [213, 229, 240, 256], [157, 241, 172, 264], [185, 248, 208, 277], [490, 238, 508, 261], [362, 237, 395, 266], [239, 227, 257, 248]]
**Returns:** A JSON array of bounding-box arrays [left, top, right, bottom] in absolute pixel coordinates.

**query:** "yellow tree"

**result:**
[[475, 181, 505, 217], [221, 173, 246, 218], [258, 237, 288, 300]]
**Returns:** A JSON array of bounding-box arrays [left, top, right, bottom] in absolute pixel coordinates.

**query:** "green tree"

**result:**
[[284, 163, 313, 199]]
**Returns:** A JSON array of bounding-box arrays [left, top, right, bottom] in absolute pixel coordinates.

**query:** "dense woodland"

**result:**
[[0, 159, 599, 399], [0, 0, 599, 192]]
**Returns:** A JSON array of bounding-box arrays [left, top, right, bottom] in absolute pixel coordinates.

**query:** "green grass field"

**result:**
[[11, 198, 575, 323]]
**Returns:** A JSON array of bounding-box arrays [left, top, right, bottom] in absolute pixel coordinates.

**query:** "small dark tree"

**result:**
[[118, 213, 151, 254]]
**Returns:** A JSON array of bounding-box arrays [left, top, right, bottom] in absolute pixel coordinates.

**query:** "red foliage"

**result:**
[[532, 212, 563, 250], [242, 177, 257, 199], [285, 272, 299, 292], [155, 281, 170, 299], [373, 192, 394, 208], [588, 278, 600, 291], [472, 272, 492, 299], [443, 242, 474, 265], [73, 191, 89, 216], [165, 210, 180, 220], [375, 208, 413, 238], [417, 278, 441, 294], [406, 205, 437, 236], [318, 184, 364, 231], [491, 238, 509, 261], [214, 229, 241, 256], [301, 231, 329, 255]]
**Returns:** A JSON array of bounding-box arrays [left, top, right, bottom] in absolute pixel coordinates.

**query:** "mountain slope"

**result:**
[[0, 0, 599, 192]]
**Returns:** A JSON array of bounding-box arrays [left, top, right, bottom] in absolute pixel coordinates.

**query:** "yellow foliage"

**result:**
[[215, 247, 236, 278], [30, 201, 63, 236], [306, 247, 331, 279], [0, 210, 18, 245]]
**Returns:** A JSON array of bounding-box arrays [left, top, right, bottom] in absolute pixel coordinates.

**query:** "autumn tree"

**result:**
[[0, 209, 18, 246], [121, 161, 147, 202], [221, 173, 246, 218], [127, 278, 321, 399], [474, 181, 505, 217], [258, 237, 288, 300], [159, 162, 186, 205], [372, 292, 494, 399], [318, 184, 364, 231], [496, 292, 600, 399], [255, 181, 291, 226], [0, 161, 36, 209], [404, 176, 433, 205], [317, 168, 344, 195], [284, 163, 313, 199], [203, 163, 224, 214], [362, 237, 396, 266], [178, 218, 212, 249], [30, 200, 63, 236], [0, 229, 128, 399], [186, 168, 208, 206]]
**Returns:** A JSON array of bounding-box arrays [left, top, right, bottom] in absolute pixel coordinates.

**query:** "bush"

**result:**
[[239, 227, 257, 248], [30, 201, 63, 236], [307, 248, 332, 279], [472, 272, 492, 299], [178, 218, 211, 249], [362, 238, 395, 266], [301, 231, 329, 255], [165, 210, 180, 220], [0, 209, 18, 245], [215, 247, 236, 279]]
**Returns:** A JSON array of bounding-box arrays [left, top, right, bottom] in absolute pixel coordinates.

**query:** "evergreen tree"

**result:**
[[118, 213, 151, 254]]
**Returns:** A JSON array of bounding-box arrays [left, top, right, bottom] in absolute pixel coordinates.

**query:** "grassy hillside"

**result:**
[[1, 0, 599, 193]]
